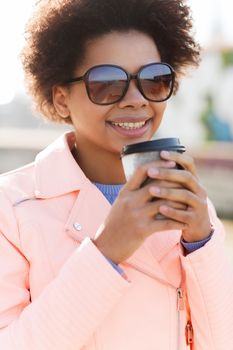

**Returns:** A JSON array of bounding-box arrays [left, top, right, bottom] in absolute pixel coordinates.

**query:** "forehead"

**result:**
[[76, 30, 161, 73]]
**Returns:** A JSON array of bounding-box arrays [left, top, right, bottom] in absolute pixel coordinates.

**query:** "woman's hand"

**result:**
[[148, 151, 212, 243], [94, 159, 187, 264]]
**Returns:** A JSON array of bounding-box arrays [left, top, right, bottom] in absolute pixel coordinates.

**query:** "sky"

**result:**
[[0, 0, 233, 104]]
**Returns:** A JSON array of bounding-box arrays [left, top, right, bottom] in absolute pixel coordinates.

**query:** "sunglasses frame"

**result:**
[[62, 62, 175, 105]]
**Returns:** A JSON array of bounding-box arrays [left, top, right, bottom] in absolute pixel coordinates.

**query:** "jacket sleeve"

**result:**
[[0, 191, 130, 350], [180, 201, 233, 350]]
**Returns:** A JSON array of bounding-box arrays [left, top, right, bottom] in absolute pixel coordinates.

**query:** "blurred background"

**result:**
[[0, 1, 232, 258]]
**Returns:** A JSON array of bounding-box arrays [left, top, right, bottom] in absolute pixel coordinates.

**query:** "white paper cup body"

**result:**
[[122, 151, 161, 181]]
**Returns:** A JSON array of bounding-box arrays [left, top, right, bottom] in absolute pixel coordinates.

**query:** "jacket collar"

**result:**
[[34, 132, 88, 199]]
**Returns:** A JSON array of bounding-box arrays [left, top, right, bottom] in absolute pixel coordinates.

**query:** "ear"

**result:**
[[52, 85, 70, 119]]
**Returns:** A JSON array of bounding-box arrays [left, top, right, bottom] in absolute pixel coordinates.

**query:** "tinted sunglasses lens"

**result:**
[[139, 64, 174, 102], [87, 66, 128, 104]]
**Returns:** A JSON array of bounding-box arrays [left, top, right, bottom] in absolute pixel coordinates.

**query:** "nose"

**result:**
[[117, 79, 149, 109]]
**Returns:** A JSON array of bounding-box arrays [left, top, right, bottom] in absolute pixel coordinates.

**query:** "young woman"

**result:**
[[0, 1, 232, 349]]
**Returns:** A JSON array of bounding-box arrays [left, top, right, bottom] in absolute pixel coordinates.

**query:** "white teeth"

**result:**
[[111, 121, 147, 129]]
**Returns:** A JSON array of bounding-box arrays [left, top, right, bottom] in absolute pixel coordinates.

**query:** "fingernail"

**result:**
[[167, 161, 176, 167], [161, 151, 170, 158], [150, 186, 161, 195], [159, 205, 169, 213], [148, 168, 159, 177]]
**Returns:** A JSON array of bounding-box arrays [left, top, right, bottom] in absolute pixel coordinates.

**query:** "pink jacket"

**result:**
[[0, 132, 232, 350]]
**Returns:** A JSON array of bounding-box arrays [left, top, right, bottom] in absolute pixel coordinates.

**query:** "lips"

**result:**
[[107, 118, 152, 138]]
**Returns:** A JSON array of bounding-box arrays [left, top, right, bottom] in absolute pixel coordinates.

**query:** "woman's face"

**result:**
[[54, 30, 168, 166]]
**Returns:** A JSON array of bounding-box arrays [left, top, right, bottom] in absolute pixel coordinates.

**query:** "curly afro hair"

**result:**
[[21, 0, 200, 124]]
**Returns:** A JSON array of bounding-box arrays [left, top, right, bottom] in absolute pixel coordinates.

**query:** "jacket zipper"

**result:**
[[125, 262, 187, 350], [185, 321, 193, 348], [177, 287, 185, 350], [177, 288, 194, 349], [177, 288, 185, 311]]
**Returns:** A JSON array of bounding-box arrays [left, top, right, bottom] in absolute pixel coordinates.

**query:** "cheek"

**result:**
[[67, 87, 95, 117], [69, 99, 113, 128]]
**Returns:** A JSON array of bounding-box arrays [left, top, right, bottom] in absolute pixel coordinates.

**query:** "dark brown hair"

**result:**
[[21, 0, 200, 123]]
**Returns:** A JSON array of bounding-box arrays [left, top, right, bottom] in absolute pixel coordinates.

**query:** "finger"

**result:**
[[124, 160, 176, 191], [151, 159, 177, 169], [149, 186, 201, 208], [165, 200, 187, 210], [147, 167, 206, 197], [148, 180, 183, 189], [158, 205, 193, 225], [140, 179, 184, 202], [160, 151, 197, 177], [148, 217, 187, 233], [147, 199, 187, 216]]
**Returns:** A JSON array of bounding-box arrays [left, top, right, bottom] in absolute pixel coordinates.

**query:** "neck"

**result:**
[[72, 141, 126, 185]]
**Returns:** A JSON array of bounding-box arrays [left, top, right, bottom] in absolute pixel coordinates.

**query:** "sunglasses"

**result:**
[[63, 62, 175, 105]]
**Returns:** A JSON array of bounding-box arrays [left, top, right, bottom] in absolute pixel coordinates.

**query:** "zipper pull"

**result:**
[[177, 288, 185, 311], [186, 321, 193, 346]]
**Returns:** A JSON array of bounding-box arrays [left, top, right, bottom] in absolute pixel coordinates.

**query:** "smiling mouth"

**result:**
[[108, 119, 151, 130]]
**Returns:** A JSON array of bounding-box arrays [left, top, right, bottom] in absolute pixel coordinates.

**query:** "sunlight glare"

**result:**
[[0, 1, 34, 104]]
